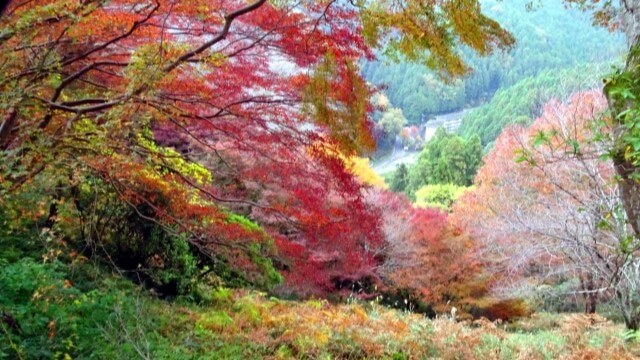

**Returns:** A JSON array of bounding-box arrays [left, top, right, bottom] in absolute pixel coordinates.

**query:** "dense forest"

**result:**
[[457, 63, 611, 146], [2, 0, 640, 359]]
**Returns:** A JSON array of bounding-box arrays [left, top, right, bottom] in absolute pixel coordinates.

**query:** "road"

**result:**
[[371, 148, 420, 175], [371, 106, 479, 175]]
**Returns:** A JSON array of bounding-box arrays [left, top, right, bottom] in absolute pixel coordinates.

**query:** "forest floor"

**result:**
[[157, 290, 640, 359], [4, 256, 639, 360]]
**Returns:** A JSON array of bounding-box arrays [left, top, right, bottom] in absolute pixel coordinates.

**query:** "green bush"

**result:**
[[0, 257, 154, 359], [415, 183, 470, 211]]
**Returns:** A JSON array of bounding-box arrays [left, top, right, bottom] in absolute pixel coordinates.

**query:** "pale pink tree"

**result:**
[[455, 90, 640, 327]]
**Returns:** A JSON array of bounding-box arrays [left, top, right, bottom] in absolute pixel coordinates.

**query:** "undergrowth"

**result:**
[[2, 261, 639, 359], [1, 231, 639, 359]]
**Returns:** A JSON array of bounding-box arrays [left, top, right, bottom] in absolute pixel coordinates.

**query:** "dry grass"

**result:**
[[182, 289, 640, 359]]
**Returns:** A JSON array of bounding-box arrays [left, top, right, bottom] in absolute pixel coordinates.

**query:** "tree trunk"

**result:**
[[580, 274, 598, 314], [586, 278, 598, 314], [627, 315, 640, 331], [0, 108, 17, 150], [617, 288, 640, 330], [603, 1, 640, 330], [611, 156, 640, 236], [605, 1, 640, 238]]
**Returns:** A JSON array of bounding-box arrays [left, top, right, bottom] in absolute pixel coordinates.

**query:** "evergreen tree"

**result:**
[[390, 164, 409, 193], [406, 128, 483, 198], [464, 134, 483, 184]]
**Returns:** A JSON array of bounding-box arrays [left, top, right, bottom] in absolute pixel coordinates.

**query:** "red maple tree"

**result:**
[[0, 0, 513, 294]]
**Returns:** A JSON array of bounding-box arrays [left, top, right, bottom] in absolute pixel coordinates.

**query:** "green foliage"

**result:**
[[0, 210, 41, 264], [225, 212, 262, 232], [232, 298, 263, 326], [196, 311, 236, 332], [378, 108, 406, 136], [624, 329, 640, 343], [374, 106, 407, 151], [210, 287, 233, 306], [389, 163, 409, 193], [136, 128, 212, 185], [2, 169, 281, 301], [98, 208, 201, 296], [0, 257, 179, 359], [605, 46, 640, 168], [246, 242, 284, 290], [219, 213, 282, 290], [405, 128, 483, 198], [415, 184, 469, 211]]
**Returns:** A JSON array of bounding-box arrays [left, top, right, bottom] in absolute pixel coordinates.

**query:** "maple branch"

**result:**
[[60, 1, 160, 68], [163, 0, 267, 73], [212, 4, 299, 60], [57, 61, 129, 93], [160, 163, 261, 207], [33, 0, 266, 125], [309, 0, 338, 36], [7, 163, 45, 192], [38, 0, 265, 117], [33, 96, 123, 114], [40, 60, 125, 128], [3, 0, 32, 18], [61, 98, 111, 107], [102, 171, 249, 254]]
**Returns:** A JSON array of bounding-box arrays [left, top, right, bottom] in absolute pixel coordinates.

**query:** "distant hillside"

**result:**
[[362, 0, 624, 124], [458, 63, 609, 146]]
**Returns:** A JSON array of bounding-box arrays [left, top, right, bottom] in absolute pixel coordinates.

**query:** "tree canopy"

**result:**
[[6, 2, 640, 359], [404, 128, 483, 197], [0, 0, 514, 296]]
